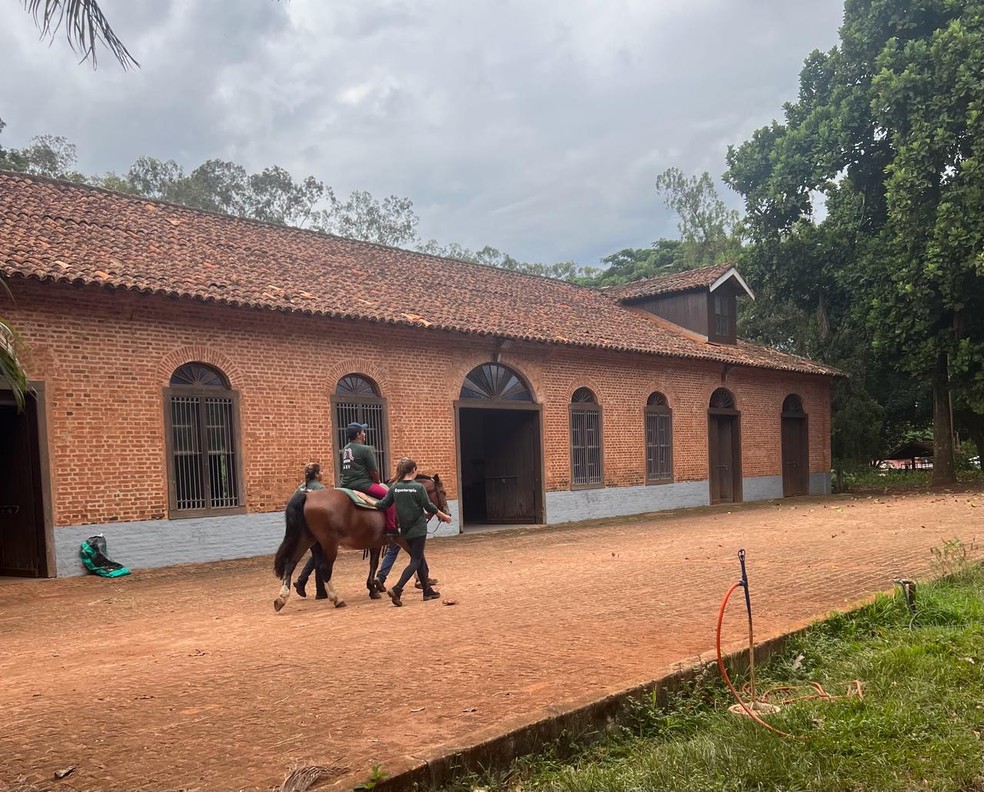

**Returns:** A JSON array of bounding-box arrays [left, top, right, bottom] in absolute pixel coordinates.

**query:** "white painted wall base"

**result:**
[[53, 475, 834, 577]]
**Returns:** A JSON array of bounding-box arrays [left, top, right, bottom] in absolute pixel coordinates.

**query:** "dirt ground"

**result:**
[[1, 488, 980, 792]]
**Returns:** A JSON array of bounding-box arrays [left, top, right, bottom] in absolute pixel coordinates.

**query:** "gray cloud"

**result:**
[[0, 0, 843, 265]]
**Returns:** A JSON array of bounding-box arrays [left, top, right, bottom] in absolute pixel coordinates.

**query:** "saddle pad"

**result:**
[[335, 487, 378, 509]]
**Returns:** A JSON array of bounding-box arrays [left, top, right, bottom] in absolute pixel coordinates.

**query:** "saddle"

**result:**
[[335, 487, 378, 510]]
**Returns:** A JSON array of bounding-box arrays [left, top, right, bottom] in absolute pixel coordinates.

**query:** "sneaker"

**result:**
[[294, 580, 307, 598], [315, 591, 328, 600], [423, 590, 441, 601], [388, 587, 403, 607]]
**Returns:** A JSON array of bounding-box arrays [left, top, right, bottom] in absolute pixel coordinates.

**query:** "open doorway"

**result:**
[[455, 362, 544, 527], [0, 387, 52, 577], [458, 407, 543, 525]]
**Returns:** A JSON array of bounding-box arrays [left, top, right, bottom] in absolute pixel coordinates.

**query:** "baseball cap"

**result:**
[[347, 422, 369, 433]]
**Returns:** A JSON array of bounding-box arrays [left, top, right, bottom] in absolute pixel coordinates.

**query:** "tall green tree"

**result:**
[[581, 241, 685, 286], [726, 0, 984, 483], [654, 167, 741, 268]]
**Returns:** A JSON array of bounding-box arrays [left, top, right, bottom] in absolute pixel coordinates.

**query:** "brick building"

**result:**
[[0, 172, 840, 577]]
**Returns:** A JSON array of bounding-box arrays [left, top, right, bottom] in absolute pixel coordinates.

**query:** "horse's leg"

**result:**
[[274, 528, 315, 612], [316, 542, 346, 608], [367, 547, 382, 599]]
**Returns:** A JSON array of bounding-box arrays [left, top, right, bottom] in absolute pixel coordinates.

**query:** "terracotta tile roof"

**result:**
[[0, 172, 841, 377], [603, 263, 736, 301]]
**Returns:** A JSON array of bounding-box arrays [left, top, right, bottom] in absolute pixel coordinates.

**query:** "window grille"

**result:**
[[166, 363, 242, 515], [460, 363, 533, 401], [645, 392, 672, 482], [782, 394, 804, 414], [570, 388, 602, 486], [333, 375, 389, 481], [710, 387, 736, 410]]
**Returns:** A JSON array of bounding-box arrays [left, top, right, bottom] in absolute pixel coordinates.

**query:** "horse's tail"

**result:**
[[275, 490, 308, 578]]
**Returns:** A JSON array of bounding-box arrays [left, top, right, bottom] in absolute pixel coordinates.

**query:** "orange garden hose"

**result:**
[[715, 553, 864, 739], [715, 580, 798, 738]]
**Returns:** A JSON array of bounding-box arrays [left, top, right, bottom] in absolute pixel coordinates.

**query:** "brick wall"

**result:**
[[8, 279, 831, 529]]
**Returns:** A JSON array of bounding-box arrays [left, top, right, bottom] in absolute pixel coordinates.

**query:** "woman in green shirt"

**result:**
[[292, 462, 328, 598], [374, 457, 452, 606]]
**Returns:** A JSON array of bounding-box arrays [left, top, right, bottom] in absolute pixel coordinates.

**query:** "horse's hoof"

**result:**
[[274, 598, 285, 612], [334, 600, 347, 608], [369, 590, 381, 599]]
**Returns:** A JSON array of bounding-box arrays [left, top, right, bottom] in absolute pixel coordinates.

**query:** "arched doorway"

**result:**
[[708, 387, 742, 504], [456, 363, 543, 526], [781, 394, 809, 496]]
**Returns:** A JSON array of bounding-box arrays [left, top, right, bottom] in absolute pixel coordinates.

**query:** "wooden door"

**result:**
[[484, 411, 536, 523], [781, 416, 808, 496], [709, 414, 740, 504], [0, 401, 44, 576]]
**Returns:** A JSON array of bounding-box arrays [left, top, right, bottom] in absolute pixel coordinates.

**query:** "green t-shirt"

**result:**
[[339, 441, 378, 492], [374, 479, 440, 539], [297, 480, 326, 492]]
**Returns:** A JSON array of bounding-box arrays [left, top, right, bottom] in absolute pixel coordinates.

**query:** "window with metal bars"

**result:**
[[570, 387, 603, 488], [645, 392, 673, 483], [164, 363, 243, 517], [331, 375, 389, 482]]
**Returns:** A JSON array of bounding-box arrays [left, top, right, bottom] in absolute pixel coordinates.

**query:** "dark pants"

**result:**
[[393, 535, 431, 594], [297, 554, 317, 587]]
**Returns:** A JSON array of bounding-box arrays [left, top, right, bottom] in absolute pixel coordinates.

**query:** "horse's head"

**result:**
[[417, 473, 449, 516]]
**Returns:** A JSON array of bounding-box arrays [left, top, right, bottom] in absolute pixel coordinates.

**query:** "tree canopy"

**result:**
[[726, 0, 984, 482]]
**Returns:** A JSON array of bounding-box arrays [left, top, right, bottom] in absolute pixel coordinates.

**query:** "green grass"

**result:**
[[444, 564, 984, 792]]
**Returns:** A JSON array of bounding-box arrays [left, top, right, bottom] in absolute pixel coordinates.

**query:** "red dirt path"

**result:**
[[1, 489, 980, 791]]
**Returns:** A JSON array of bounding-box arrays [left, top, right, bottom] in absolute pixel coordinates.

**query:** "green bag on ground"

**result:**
[[80, 535, 131, 578]]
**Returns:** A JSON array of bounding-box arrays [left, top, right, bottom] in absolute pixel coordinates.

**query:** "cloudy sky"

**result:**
[[1, 0, 844, 266]]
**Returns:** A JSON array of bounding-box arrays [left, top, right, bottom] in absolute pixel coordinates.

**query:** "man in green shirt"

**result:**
[[339, 422, 397, 535], [340, 422, 381, 492]]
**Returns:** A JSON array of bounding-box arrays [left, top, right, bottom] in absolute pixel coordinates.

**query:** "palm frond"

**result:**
[[0, 315, 29, 411], [23, 0, 139, 70]]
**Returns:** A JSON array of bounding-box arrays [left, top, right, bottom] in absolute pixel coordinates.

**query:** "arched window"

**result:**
[[645, 392, 673, 483], [782, 394, 804, 415], [570, 387, 603, 488], [164, 362, 243, 515], [331, 374, 389, 481], [460, 363, 534, 401], [709, 387, 737, 410]]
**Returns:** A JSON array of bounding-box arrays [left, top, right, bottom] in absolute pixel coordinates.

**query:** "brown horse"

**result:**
[[272, 474, 450, 611]]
